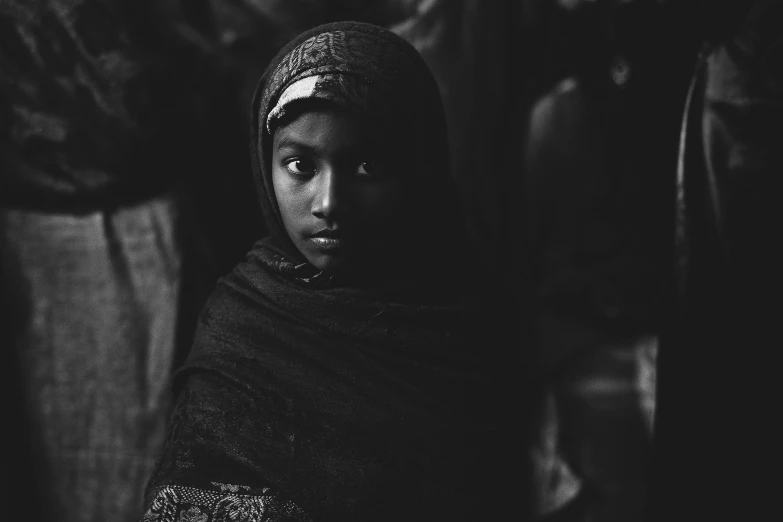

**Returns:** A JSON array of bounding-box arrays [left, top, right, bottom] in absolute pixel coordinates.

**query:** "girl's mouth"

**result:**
[[310, 236, 345, 250], [308, 228, 347, 250]]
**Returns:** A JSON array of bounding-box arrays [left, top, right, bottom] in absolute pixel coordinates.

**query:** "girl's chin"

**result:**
[[299, 241, 400, 277], [307, 254, 388, 281], [305, 251, 351, 273]]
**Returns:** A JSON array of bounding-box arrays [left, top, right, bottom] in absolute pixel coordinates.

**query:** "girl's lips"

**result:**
[[309, 236, 345, 250]]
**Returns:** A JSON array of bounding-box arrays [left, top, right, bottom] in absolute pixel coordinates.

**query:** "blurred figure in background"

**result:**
[[524, 1, 701, 520], [0, 1, 259, 520], [2, 232, 52, 520], [651, 0, 783, 519]]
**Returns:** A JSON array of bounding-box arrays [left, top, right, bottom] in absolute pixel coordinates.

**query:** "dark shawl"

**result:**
[[142, 22, 524, 522]]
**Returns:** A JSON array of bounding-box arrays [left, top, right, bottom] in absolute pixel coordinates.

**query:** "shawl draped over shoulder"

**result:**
[[141, 21, 525, 522]]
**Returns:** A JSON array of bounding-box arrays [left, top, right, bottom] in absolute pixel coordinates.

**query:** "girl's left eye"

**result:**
[[357, 161, 382, 176], [285, 159, 316, 175]]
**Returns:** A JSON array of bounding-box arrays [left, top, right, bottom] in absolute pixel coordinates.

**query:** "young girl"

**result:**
[[141, 21, 526, 522]]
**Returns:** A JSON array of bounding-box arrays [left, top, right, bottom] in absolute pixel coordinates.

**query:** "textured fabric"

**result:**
[[1, 195, 181, 522], [143, 249, 513, 521], [142, 21, 524, 522], [266, 75, 324, 130], [141, 484, 310, 522]]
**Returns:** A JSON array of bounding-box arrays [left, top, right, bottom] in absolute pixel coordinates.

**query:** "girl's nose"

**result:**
[[311, 168, 343, 220]]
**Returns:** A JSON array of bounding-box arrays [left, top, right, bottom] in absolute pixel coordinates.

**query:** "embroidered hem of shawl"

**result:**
[[141, 483, 311, 522]]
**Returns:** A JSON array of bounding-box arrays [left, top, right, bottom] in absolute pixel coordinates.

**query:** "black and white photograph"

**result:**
[[2, 1, 781, 521]]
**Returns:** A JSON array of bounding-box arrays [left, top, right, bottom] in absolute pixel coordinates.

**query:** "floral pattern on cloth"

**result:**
[[142, 483, 312, 522]]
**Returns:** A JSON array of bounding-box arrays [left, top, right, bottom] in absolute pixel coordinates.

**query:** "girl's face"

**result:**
[[271, 107, 405, 276]]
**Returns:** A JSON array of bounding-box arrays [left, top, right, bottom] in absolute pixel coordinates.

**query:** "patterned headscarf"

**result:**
[[249, 21, 466, 285]]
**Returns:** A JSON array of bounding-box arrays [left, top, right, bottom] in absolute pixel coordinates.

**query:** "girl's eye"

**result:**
[[285, 159, 316, 175], [357, 161, 382, 176]]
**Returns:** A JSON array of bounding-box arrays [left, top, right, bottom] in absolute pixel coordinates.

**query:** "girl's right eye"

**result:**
[[285, 159, 316, 176]]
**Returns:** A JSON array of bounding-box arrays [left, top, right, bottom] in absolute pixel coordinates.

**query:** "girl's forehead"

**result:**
[[272, 108, 391, 153], [275, 100, 397, 136]]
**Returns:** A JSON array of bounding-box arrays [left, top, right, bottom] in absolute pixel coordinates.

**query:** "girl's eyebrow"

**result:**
[[276, 135, 375, 156], [275, 136, 317, 152]]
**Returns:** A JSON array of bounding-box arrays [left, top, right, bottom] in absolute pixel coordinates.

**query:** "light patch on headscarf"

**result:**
[[266, 75, 323, 134], [265, 72, 401, 141]]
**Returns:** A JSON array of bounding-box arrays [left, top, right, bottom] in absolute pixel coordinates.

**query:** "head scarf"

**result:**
[[249, 20, 469, 288], [143, 22, 524, 522]]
